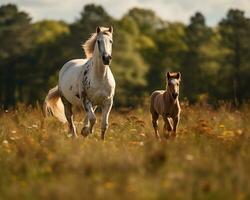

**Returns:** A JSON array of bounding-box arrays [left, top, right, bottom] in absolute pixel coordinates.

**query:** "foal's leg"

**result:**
[[151, 112, 160, 139], [81, 98, 96, 137], [172, 116, 180, 137], [61, 96, 77, 137], [101, 99, 113, 140], [163, 117, 173, 138]]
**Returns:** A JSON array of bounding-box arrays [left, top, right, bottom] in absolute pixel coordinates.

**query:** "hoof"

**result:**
[[101, 131, 105, 140], [155, 134, 161, 141], [67, 133, 78, 138], [163, 133, 170, 139], [167, 127, 173, 132], [171, 133, 177, 138], [81, 127, 90, 137]]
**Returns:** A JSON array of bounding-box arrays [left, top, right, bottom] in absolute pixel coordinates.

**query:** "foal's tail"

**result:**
[[150, 91, 159, 113], [43, 85, 67, 123]]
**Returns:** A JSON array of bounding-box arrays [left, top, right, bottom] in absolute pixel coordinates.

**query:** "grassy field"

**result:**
[[0, 102, 250, 200]]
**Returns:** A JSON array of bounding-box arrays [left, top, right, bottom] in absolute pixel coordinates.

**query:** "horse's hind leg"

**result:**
[[151, 112, 160, 139], [61, 96, 77, 137]]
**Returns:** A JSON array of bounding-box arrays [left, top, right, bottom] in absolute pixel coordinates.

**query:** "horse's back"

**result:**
[[59, 59, 88, 106], [59, 59, 87, 79], [150, 90, 165, 115]]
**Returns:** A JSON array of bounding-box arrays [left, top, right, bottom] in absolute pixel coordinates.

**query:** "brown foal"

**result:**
[[150, 72, 181, 139]]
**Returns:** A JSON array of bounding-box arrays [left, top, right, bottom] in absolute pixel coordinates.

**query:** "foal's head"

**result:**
[[96, 26, 113, 65], [166, 72, 181, 99]]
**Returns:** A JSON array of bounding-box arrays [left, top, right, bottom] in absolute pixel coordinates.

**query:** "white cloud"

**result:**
[[1, 0, 250, 25]]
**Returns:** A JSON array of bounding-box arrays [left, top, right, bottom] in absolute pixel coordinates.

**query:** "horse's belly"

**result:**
[[62, 90, 82, 106], [60, 81, 81, 106], [87, 88, 113, 105]]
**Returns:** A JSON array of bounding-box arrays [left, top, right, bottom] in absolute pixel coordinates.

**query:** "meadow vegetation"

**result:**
[[0, 103, 249, 199]]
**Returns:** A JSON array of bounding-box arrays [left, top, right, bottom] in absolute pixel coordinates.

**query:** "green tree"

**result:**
[[0, 4, 33, 107], [33, 20, 69, 44], [219, 9, 250, 105], [146, 22, 187, 92], [27, 20, 70, 104], [182, 12, 222, 103], [125, 8, 165, 36], [111, 16, 150, 106]]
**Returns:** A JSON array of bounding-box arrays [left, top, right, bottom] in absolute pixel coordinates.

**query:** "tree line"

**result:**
[[1, 4, 250, 108]]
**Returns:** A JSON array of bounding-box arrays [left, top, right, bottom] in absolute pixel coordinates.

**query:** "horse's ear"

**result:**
[[166, 72, 171, 80], [108, 26, 113, 34], [96, 26, 101, 34], [176, 72, 181, 80]]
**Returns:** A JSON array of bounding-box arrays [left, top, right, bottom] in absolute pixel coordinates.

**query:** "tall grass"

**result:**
[[0, 103, 249, 199]]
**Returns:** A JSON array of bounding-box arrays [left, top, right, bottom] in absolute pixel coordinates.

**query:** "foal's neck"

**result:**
[[164, 89, 178, 104], [92, 48, 108, 80]]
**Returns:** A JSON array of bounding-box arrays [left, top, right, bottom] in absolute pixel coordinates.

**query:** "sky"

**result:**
[[1, 0, 250, 26]]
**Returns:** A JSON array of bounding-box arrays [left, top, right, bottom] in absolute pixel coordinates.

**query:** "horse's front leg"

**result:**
[[81, 98, 96, 137], [101, 98, 113, 140], [82, 106, 97, 135]]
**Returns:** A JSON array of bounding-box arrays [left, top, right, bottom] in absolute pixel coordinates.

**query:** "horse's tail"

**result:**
[[43, 85, 67, 123]]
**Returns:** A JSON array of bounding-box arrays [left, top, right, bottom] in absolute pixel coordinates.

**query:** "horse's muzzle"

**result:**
[[102, 54, 112, 65]]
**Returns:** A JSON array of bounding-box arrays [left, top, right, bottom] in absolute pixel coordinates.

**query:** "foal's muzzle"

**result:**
[[172, 92, 178, 99], [102, 53, 112, 65]]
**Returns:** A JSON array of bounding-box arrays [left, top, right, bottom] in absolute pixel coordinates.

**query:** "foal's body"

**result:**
[[150, 72, 181, 139]]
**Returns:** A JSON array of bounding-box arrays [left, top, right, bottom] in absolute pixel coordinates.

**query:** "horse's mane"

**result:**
[[82, 27, 112, 58], [82, 33, 97, 58]]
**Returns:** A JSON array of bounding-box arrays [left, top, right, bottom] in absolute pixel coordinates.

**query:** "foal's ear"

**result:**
[[96, 26, 101, 34], [108, 26, 113, 34], [176, 72, 181, 80], [166, 72, 171, 80]]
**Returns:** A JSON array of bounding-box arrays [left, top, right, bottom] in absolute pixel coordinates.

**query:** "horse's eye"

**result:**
[[110, 40, 113, 44]]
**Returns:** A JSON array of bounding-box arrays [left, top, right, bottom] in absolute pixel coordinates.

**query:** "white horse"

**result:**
[[44, 26, 115, 140]]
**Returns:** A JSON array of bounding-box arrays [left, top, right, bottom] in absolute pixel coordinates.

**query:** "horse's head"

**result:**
[[166, 72, 181, 99], [95, 26, 113, 65]]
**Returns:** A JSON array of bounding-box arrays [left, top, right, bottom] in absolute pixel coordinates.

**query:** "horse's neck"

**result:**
[[91, 50, 108, 81]]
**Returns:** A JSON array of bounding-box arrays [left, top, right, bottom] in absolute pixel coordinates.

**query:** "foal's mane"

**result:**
[[82, 27, 112, 58]]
